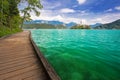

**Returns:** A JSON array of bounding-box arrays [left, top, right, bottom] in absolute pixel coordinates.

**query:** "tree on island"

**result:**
[[71, 24, 91, 29]]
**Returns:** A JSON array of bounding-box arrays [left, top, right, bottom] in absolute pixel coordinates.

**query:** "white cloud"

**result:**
[[19, 0, 120, 25], [115, 6, 120, 10], [81, 11, 86, 14], [29, 9, 120, 25], [41, 0, 61, 9], [30, 10, 79, 23], [105, 9, 112, 12], [77, 0, 86, 4], [73, 5, 78, 8], [87, 13, 120, 24], [60, 8, 75, 13]]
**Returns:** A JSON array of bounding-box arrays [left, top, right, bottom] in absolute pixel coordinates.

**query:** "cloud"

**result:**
[[19, 0, 120, 25], [105, 9, 112, 12], [18, 1, 28, 10], [41, 0, 61, 9], [87, 13, 120, 24], [77, 0, 86, 4], [72, 5, 78, 8], [30, 9, 79, 23], [60, 8, 75, 13], [31, 13, 77, 23], [30, 9, 120, 25], [115, 6, 120, 10], [27, 6, 120, 25]]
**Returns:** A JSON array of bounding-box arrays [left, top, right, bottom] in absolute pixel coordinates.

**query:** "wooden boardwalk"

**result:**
[[0, 31, 52, 80]]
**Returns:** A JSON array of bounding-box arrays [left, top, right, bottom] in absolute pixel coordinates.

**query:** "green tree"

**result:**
[[0, 0, 21, 28], [0, 0, 43, 37], [0, 0, 9, 26], [0, 0, 22, 37], [71, 25, 91, 29], [19, 0, 43, 28], [7, 0, 20, 30]]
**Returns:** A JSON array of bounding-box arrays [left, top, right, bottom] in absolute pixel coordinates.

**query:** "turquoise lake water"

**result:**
[[32, 29, 120, 80]]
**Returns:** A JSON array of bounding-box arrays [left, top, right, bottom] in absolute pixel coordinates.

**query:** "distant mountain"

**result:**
[[47, 21, 64, 25], [90, 23, 102, 28], [23, 23, 66, 29], [24, 20, 76, 28], [94, 19, 120, 29], [66, 22, 77, 28], [24, 20, 63, 24]]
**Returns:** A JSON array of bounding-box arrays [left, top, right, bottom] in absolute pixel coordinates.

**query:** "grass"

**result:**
[[0, 26, 22, 37]]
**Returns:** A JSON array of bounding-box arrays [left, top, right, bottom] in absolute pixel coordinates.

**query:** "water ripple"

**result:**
[[32, 29, 120, 80]]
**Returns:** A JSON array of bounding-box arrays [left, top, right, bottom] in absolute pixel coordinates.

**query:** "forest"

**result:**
[[0, 0, 42, 37]]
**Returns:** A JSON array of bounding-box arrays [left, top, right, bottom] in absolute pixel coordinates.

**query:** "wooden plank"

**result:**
[[7, 67, 49, 80], [0, 52, 34, 60], [0, 50, 34, 57], [23, 74, 48, 80], [0, 31, 51, 80], [0, 56, 36, 68], [0, 58, 38, 75], [0, 47, 33, 54], [0, 63, 39, 79], [0, 54, 35, 64], [0, 57, 37, 71]]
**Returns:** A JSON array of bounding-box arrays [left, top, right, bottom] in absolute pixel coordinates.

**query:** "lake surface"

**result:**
[[32, 29, 120, 80]]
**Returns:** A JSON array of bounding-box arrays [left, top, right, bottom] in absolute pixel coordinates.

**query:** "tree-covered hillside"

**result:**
[[94, 19, 120, 29], [23, 24, 66, 29], [0, 0, 22, 37], [0, 0, 43, 37]]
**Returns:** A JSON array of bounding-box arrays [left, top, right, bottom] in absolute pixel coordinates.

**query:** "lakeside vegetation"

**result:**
[[0, 0, 43, 37], [0, 0, 22, 37], [0, 27, 22, 37]]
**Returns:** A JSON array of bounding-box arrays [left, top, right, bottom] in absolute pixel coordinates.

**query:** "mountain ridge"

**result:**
[[94, 19, 120, 29], [24, 20, 77, 28]]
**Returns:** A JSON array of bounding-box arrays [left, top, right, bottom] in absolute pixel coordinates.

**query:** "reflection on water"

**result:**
[[32, 29, 120, 80]]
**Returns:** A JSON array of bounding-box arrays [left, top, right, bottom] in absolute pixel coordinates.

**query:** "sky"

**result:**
[[19, 0, 120, 24]]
